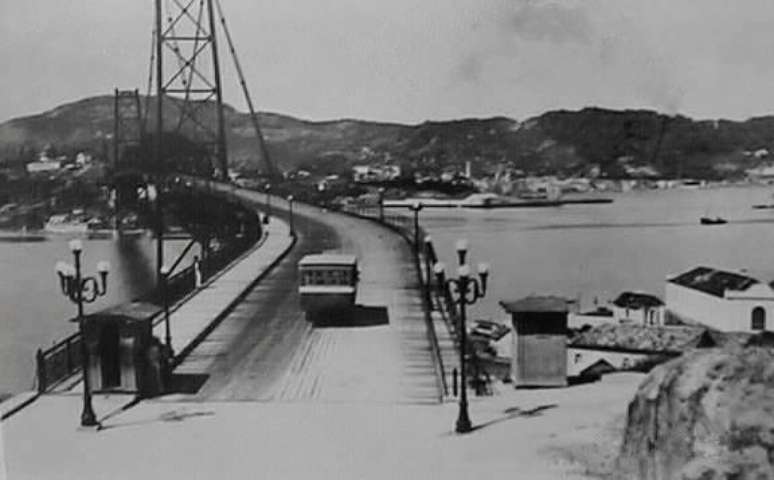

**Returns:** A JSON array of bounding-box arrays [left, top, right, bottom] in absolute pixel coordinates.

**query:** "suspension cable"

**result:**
[[213, 0, 276, 178], [144, 20, 157, 132]]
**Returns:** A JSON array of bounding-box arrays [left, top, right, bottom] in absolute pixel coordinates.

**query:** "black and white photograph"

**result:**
[[2, 1, 774, 478]]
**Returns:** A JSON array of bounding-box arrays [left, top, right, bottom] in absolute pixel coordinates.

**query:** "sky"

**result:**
[[2, 0, 774, 124]]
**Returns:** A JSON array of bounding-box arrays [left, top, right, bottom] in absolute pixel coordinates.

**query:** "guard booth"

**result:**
[[83, 301, 166, 397], [500, 296, 569, 388]]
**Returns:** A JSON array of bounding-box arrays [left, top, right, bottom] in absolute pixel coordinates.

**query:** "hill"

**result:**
[[3, 95, 774, 179]]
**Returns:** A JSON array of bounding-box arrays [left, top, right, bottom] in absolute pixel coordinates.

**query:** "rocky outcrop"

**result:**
[[617, 334, 774, 480]]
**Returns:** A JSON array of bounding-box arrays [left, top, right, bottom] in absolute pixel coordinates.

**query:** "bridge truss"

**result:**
[[151, 0, 278, 179], [113, 89, 144, 169]]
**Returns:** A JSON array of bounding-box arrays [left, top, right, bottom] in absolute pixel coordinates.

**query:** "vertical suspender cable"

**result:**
[[144, 23, 156, 132], [213, 0, 277, 179]]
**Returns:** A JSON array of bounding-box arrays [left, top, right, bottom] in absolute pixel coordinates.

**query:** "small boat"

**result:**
[[700, 216, 727, 225], [752, 204, 774, 210], [44, 213, 90, 234]]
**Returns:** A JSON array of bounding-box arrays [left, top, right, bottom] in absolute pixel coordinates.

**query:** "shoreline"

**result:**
[[384, 196, 614, 209]]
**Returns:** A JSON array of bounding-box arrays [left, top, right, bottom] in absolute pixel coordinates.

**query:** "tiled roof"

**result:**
[[668, 266, 760, 297], [569, 323, 708, 354]]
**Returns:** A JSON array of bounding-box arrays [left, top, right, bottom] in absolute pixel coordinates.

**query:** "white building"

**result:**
[[75, 152, 92, 166], [666, 266, 774, 332], [26, 159, 61, 173], [746, 164, 774, 181], [610, 291, 665, 326], [352, 164, 401, 183]]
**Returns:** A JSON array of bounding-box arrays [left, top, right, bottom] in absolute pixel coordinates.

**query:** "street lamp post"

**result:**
[[265, 184, 272, 221], [433, 240, 489, 434], [287, 195, 295, 236], [409, 201, 423, 251], [160, 264, 172, 355], [378, 187, 385, 222], [55, 239, 110, 427]]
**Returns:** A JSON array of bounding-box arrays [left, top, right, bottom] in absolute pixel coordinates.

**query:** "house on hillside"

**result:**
[[567, 323, 714, 378], [666, 266, 774, 332], [26, 159, 62, 174], [352, 164, 401, 183], [611, 291, 665, 326]]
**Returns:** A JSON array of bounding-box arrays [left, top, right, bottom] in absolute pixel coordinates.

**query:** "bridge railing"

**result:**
[[35, 200, 262, 393], [35, 332, 83, 393]]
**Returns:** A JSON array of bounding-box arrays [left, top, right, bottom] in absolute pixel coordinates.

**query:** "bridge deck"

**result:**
[[171, 189, 441, 404], [155, 220, 293, 361]]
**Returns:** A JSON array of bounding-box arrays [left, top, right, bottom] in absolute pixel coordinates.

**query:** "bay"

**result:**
[[0, 234, 196, 395], [419, 186, 774, 324]]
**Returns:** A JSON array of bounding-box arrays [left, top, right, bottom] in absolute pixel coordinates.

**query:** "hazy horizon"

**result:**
[[5, 92, 774, 128], [3, 1, 774, 125]]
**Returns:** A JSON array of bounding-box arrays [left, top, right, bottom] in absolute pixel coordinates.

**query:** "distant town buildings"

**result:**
[[26, 158, 62, 174], [666, 266, 774, 332], [745, 163, 774, 182], [352, 164, 401, 183], [26, 148, 92, 174], [317, 174, 347, 191]]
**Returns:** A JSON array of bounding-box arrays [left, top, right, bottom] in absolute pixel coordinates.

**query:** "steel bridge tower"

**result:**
[[152, 0, 279, 180], [112, 89, 144, 169], [154, 0, 228, 179]]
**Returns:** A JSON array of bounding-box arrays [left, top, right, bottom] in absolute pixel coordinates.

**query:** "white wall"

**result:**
[[666, 283, 773, 332], [567, 347, 650, 377]]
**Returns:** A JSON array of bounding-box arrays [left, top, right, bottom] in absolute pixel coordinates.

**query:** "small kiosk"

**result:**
[[83, 301, 165, 396], [500, 296, 569, 387]]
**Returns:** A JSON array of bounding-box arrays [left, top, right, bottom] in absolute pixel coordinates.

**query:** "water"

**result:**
[[3, 186, 772, 395], [419, 186, 774, 324], [0, 233, 196, 395]]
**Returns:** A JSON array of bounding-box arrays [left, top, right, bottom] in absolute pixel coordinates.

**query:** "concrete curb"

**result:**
[[154, 230, 270, 332]]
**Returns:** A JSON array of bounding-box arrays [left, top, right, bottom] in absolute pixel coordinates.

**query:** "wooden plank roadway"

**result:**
[[169, 188, 442, 404]]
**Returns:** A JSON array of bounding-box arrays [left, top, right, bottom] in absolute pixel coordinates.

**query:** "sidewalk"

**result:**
[[1, 372, 644, 479], [157, 218, 293, 362]]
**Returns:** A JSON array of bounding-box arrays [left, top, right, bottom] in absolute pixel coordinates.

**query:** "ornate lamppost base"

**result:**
[[80, 409, 100, 428], [455, 407, 473, 433]]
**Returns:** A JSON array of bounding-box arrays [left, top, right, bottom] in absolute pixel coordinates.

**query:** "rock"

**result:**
[[617, 336, 774, 479]]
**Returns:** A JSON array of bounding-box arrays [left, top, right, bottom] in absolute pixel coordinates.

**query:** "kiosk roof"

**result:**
[[500, 296, 568, 313]]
